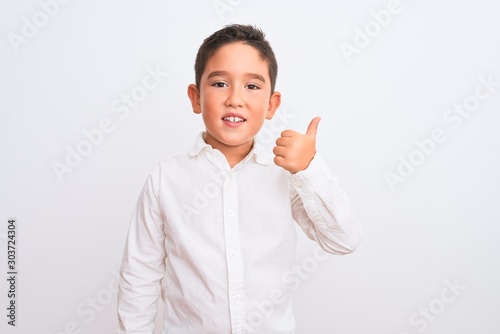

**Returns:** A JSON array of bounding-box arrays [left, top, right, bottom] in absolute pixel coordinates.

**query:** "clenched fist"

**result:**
[[273, 117, 321, 174]]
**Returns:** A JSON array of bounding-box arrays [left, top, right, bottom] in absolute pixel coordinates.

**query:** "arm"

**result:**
[[273, 117, 362, 254], [117, 166, 166, 333], [289, 155, 362, 254]]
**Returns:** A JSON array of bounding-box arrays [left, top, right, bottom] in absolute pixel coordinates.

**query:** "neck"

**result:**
[[204, 133, 253, 168]]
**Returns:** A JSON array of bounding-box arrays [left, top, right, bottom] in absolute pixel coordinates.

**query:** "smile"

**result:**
[[222, 116, 245, 122]]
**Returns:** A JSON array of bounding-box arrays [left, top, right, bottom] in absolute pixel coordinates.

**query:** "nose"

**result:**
[[225, 86, 244, 108]]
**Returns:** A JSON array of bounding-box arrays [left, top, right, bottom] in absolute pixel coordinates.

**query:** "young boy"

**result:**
[[117, 24, 362, 334]]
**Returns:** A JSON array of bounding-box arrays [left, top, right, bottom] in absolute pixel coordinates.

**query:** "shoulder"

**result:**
[[141, 151, 193, 198], [149, 151, 193, 177]]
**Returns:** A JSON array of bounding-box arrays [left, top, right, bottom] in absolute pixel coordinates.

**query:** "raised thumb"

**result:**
[[306, 117, 321, 137]]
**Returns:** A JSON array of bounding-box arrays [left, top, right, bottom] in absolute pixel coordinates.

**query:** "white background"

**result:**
[[1, 0, 499, 333]]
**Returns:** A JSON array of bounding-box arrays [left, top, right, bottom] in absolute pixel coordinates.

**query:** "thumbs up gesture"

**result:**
[[273, 117, 321, 174]]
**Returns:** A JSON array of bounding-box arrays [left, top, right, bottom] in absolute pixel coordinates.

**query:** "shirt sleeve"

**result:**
[[289, 155, 362, 255], [117, 165, 166, 333]]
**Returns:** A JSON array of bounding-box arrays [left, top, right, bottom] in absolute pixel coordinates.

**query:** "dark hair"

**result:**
[[194, 24, 278, 93]]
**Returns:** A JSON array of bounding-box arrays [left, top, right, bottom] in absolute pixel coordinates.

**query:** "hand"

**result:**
[[273, 117, 321, 174]]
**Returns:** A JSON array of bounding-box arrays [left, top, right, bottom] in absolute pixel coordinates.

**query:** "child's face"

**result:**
[[188, 42, 281, 155]]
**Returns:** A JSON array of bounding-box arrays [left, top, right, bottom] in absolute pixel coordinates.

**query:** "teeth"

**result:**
[[223, 116, 244, 122]]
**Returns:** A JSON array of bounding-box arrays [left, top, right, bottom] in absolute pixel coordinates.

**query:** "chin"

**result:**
[[222, 135, 254, 147]]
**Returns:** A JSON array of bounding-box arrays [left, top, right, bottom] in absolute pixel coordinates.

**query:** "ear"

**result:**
[[265, 91, 281, 120], [187, 84, 201, 114]]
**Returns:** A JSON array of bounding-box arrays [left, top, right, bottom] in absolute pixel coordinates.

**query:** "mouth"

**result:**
[[222, 113, 246, 126], [222, 116, 245, 122]]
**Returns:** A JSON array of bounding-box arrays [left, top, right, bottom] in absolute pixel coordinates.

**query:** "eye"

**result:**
[[246, 84, 260, 90], [212, 81, 228, 88]]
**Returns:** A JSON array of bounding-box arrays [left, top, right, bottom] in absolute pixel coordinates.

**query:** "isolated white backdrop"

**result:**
[[1, 0, 499, 333]]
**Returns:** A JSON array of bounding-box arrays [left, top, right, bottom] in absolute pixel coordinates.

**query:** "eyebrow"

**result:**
[[207, 71, 266, 83]]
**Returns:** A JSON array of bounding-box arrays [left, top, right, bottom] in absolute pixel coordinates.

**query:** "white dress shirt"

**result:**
[[117, 132, 362, 334]]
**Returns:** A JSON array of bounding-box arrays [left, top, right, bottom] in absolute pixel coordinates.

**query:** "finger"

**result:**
[[274, 155, 286, 167], [280, 129, 297, 138], [273, 145, 287, 157], [275, 136, 291, 147], [305, 117, 321, 137]]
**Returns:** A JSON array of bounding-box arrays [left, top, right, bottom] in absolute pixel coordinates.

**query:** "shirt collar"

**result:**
[[188, 132, 273, 166]]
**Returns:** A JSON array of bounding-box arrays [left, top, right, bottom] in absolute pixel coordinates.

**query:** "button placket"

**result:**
[[222, 172, 246, 333]]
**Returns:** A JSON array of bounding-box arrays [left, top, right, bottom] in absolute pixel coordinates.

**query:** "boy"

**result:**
[[117, 24, 362, 333]]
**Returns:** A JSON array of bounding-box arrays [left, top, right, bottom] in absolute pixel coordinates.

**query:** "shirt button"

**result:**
[[227, 210, 235, 217], [230, 251, 237, 259], [233, 293, 240, 300]]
